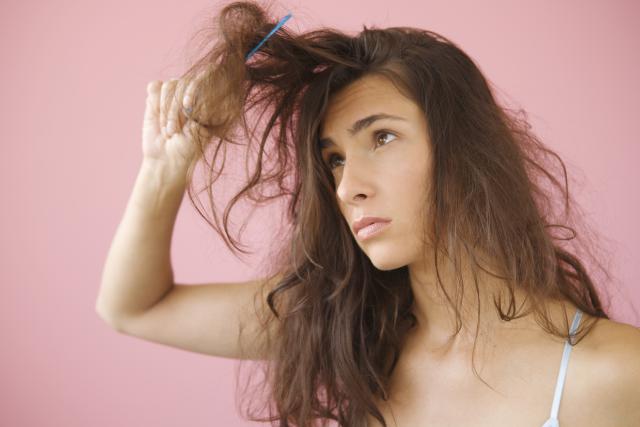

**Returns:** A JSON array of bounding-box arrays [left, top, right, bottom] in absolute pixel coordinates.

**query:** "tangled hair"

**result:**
[[169, 1, 617, 426]]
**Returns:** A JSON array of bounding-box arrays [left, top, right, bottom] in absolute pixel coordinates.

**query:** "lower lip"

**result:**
[[356, 221, 391, 241]]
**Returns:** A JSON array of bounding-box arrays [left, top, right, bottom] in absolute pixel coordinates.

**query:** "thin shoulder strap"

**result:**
[[547, 308, 583, 421]]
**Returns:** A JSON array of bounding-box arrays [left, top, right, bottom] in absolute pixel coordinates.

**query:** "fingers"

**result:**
[[182, 77, 195, 113], [148, 68, 208, 139], [166, 79, 182, 136], [144, 80, 162, 132], [165, 73, 202, 137], [159, 79, 173, 138], [146, 80, 161, 97], [181, 68, 212, 121]]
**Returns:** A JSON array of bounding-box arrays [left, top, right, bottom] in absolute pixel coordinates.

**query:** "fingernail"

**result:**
[[167, 120, 176, 134], [183, 95, 192, 108]]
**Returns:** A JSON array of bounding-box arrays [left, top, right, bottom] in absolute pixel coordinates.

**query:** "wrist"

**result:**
[[140, 158, 189, 188]]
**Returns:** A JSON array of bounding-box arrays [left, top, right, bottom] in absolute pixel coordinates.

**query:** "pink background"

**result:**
[[1, 0, 638, 426]]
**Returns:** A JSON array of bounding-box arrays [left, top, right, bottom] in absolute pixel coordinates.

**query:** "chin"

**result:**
[[365, 250, 409, 271]]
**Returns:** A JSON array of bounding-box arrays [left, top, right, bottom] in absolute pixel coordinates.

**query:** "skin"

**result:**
[[318, 73, 640, 426]]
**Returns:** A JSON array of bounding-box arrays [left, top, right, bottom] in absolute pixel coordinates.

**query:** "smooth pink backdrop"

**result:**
[[1, 0, 638, 426]]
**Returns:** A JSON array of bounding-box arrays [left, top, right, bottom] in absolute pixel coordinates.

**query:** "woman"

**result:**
[[96, 1, 640, 426]]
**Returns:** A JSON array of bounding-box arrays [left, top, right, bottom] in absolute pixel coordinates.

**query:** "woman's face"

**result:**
[[319, 74, 433, 270]]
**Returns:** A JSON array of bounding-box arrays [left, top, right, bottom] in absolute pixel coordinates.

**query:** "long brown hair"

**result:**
[[171, 1, 614, 425]]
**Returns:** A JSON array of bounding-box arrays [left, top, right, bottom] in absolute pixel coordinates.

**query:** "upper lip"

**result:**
[[352, 216, 392, 235]]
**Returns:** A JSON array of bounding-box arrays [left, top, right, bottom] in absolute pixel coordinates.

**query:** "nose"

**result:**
[[335, 155, 374, 204]]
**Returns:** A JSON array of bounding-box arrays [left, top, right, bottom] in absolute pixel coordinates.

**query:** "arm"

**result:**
[[95, 78, 283, 360], [105, 274, 284, 360], [95, 159, 284, 360], [95, 159, 185, 327]]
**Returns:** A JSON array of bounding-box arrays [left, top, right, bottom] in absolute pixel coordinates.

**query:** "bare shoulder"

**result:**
[[580, 316, 640, 426], [584, 316, 640, 367]]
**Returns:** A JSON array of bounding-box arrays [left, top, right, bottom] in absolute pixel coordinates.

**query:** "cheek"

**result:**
[[385, 148, 430, 227], [394, 170, 428, 228], [385, 147, 430, 199]]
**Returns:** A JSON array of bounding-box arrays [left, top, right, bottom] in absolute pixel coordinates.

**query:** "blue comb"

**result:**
[[245, 12, 293, 60]]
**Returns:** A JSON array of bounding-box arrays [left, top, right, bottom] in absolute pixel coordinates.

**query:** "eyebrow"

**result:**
[[318, 113, 407, 150]]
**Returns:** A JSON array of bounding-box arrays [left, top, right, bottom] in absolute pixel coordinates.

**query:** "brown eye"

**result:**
[[326, 154, 343, 170], [374, 130, 397, 147], [325, 130, 397, 171]]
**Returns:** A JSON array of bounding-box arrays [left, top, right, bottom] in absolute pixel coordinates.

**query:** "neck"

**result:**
[[407, 247, 531, 354]]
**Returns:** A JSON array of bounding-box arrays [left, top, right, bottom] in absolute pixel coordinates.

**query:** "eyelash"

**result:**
[[325, 130, 397, 170]]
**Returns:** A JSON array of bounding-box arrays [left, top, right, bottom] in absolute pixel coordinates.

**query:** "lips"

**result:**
[[352, 216, 392, 235]]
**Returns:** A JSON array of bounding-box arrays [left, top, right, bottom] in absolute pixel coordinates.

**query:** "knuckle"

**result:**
[[147, 80, 160, 94]]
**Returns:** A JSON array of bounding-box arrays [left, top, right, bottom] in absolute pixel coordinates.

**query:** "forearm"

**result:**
[[96, 159, 187, 322]]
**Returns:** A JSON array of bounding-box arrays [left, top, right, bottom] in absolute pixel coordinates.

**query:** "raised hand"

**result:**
[[141, 76, 200, 174]]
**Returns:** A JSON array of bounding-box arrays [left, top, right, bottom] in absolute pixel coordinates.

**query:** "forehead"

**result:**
[[321, 74, 416, 133]]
